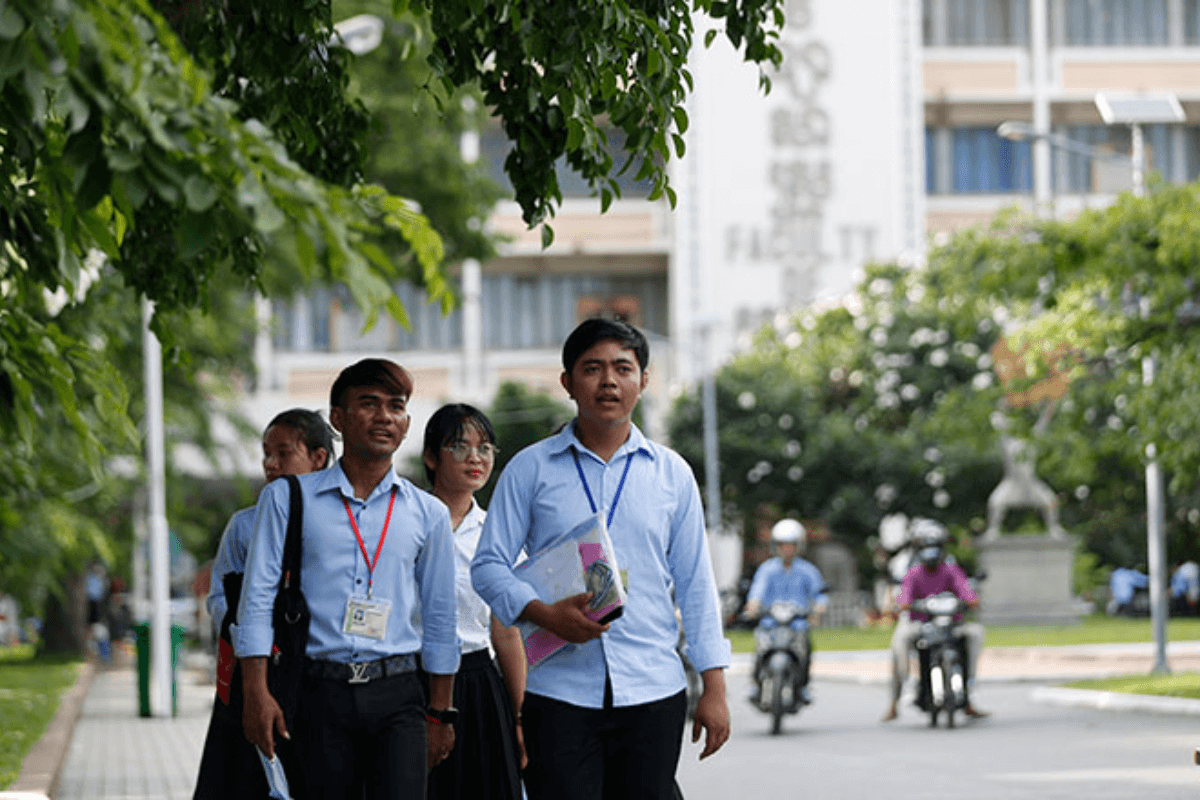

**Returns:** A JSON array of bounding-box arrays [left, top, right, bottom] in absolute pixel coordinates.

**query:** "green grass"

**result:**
[[0, 648, 83, 790], [727, 615, 1200, 654], [1064, 672, 1200, 700]]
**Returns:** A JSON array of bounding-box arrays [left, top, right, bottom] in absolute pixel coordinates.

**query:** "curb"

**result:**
[[1, 661, 96, 800], [1031, 685, 1200, 716]]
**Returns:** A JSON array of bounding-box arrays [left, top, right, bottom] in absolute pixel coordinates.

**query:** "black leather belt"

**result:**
[[305, 653, 417, 685]]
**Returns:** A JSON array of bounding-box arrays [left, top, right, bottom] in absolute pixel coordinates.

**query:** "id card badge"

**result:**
[[343, 596, 392, 639]]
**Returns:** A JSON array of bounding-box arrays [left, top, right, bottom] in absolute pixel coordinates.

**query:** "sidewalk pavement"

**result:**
[[8, 641, 1200, 800]]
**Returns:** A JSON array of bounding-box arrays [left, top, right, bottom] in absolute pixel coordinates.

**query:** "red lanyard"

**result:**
[[341, 487, 397, 597]]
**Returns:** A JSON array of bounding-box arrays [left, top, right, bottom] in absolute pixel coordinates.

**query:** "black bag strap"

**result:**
[[280, 474, 304, 596]]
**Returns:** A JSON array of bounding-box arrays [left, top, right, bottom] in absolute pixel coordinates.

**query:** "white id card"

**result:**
[[343, 596, 391, 639]]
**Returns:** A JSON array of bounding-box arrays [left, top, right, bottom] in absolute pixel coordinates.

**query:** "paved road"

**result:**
[[29, 644, 1200, 800], [676, 667, 1200, 800]]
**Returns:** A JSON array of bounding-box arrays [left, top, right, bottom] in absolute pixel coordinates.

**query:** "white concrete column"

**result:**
[[142, 300, 172, 717], [253, 295, 273, 395], [1168, 0, 1185, 47], [1030, 0, 1053, 217], [461, 259, 483, 400], [929, 0, 949, 45]]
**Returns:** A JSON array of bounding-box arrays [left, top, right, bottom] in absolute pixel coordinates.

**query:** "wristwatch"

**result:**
[[425, 706, 459, 725]]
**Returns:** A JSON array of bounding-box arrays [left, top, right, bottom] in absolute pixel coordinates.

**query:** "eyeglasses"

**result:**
[[443, 442, 498, 462]]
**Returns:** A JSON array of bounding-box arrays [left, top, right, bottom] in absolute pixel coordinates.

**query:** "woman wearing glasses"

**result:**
[[422, 404, 525, 800]]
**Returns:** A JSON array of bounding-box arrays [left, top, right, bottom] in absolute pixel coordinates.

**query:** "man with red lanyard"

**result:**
[[235, 359, 459, 797]]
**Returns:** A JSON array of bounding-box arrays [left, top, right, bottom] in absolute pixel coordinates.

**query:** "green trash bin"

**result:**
[[133, 621, 185, 717]]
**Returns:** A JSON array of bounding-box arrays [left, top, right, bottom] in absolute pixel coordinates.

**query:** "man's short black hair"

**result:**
[[329, 359, 414, 409], [422, 403, 496, 484], [561, 318, 650, 375]]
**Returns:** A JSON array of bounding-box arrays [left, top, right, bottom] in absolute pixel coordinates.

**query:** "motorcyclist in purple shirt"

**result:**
[[882, 518, 988, 722]]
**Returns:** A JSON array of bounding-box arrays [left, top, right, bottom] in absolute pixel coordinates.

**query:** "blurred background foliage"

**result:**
[[668, 184, 1200, 592]]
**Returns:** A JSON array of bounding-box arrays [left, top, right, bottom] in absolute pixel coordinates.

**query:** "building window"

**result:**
[[480, 273, 667, 351], [1052, 124, 1196, 193], [1185, 0, 1200, 43], [1063, 0, 1169, 46], [924, 128, 938, 194], [924, 127, 1032, 194], [272, 287, 332, 352], [924, 0, 1029, 45], [273, 282, 462, 353], [479, 127, 654, 200]]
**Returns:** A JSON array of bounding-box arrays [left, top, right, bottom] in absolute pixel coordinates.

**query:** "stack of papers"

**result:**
[[514, 512, 626, 668]]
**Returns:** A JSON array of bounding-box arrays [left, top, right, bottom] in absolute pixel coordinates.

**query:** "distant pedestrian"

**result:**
[[85, 563, 110, 662], [1170, 560, 1199, 616], [422, 403, 525, 800], [1107, 566, 1148, 616]]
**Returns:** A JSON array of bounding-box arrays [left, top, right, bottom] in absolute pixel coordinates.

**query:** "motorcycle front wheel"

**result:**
[[944, 659, 958, 729], [770, 673, 785, 735]]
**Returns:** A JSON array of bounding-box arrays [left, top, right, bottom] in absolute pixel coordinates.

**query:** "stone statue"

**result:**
[[984, 401, 1064, 541]]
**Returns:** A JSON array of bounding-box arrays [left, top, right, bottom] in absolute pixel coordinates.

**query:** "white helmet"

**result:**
[[909, 518, 947, 566], [771, 518, 806, 547], [909, 517, 947, 547]]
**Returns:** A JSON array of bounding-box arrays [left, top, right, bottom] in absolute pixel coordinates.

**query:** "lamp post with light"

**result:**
[[994, 121, 1129, 219], [998, 92, 1185, 675], [1093, 92, 1184, 675]]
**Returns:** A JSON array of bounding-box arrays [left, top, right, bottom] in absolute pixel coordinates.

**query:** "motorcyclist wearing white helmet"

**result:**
[[744, 519, 828, 704], [882, 518, 987, 722]]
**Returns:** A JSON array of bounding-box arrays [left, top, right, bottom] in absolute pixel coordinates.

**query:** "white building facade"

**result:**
[[235, 0, 1200, 469]]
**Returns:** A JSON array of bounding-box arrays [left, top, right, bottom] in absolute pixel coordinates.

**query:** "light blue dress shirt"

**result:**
[[746, 557, 828, 611], [1109, 567, 1148, 605], [471, 422, 731, 709], [206, 506, 255, 631], [233, 462, 460, 675], [1171, 561, 1200, 601]]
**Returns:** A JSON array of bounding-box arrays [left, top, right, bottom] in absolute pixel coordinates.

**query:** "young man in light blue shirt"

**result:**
[[234, 359, 460, 798], [472, 318, 732, 800]]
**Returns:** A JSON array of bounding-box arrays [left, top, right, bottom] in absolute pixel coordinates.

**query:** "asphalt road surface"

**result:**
[[675, 670, 1200, 799]]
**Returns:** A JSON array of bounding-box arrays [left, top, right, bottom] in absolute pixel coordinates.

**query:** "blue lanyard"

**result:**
[[571, 447, 634, 529]]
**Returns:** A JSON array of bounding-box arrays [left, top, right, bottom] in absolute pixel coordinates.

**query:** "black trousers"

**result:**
[[521, 689, 688, 800], [295, 670, 426, 800]]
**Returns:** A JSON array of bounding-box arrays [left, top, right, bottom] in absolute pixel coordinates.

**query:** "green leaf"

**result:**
[[75, 158, 112, 211], [176, 211, 215, 259], [672, 106, 689, 134], [566, 118, 584, 151], [0, 4, 26, 40], [183, 175, 219, 212], [541, 224, 555, 249]]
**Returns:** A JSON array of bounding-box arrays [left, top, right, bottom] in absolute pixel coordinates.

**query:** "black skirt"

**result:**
[[425, 649, 523, 800], [192, 687, 303, 800]]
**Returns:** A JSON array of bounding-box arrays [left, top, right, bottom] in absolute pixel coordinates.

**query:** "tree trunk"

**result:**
[[40, 572, 87, 656]]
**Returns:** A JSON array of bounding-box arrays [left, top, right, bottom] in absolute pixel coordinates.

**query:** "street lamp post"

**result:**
[[995, 121, 1129, 219], [1094, 92, 1184, 676], [1001, 93, 1185, 676]]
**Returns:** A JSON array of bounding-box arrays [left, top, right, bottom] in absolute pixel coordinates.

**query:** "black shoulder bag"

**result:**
[[194, 475, 308, 800], [267, 473, 310, 728]]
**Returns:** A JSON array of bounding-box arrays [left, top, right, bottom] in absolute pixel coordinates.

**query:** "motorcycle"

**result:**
[[750, 601, 811, 735], [910, 592, 968, 728]]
